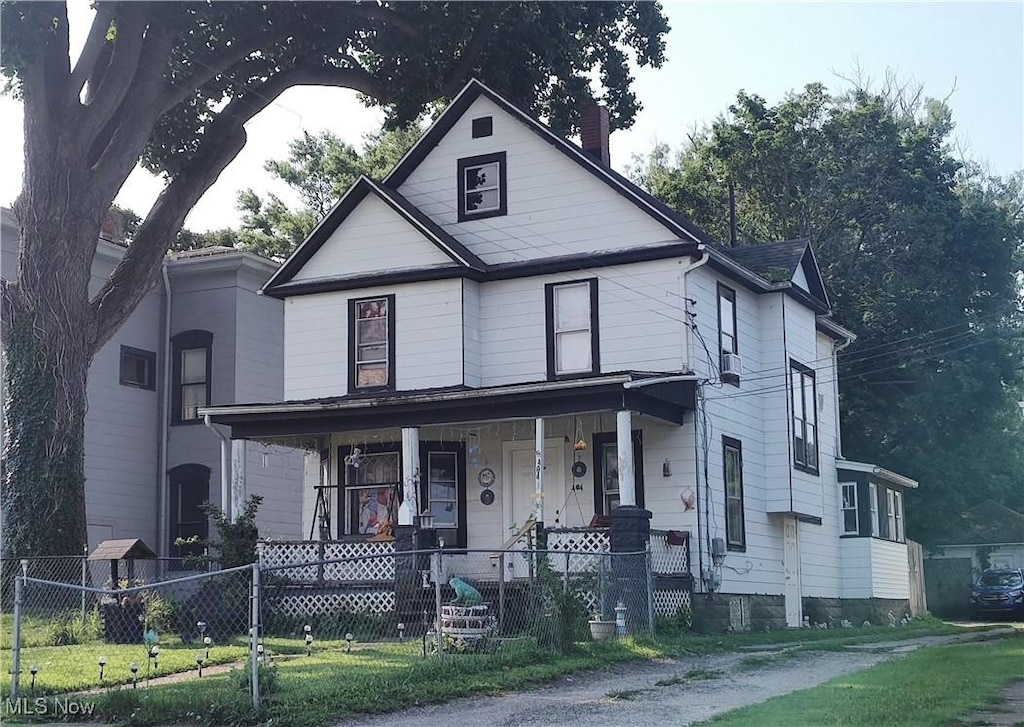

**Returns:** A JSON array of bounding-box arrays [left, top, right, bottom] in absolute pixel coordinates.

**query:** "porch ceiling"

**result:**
[[200, 373, 696, 439]]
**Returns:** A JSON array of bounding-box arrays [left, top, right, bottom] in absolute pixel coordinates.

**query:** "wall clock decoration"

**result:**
[[477, 467, 495, 487]]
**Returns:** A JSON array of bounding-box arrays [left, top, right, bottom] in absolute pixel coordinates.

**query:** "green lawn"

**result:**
[[700, 632, 1024, 727], [0, 614, 984, 727]]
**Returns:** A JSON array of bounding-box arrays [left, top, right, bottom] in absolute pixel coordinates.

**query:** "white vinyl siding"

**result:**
[[396, 95, 679, 265], [289, 194, 454, 282]]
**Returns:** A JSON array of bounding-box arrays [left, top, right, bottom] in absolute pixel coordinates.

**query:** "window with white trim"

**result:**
[[841, 483, 859, 535], [546, 279, 599, 378], [791, 361, 818, 472], [869, 483, 880, 537], [886, 489, 898, 542], [894, 490, 905, 542], [426, 452, 458, 527]]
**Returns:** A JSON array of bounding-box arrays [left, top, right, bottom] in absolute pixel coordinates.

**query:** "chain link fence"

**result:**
[[2, 545, 669, 723]]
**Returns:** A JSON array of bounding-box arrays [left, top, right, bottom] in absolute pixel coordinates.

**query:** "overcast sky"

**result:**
[[0, 1, 1021, 232]]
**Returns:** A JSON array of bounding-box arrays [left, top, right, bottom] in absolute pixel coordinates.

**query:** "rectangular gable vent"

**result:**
[[472, 116, 493, 138]]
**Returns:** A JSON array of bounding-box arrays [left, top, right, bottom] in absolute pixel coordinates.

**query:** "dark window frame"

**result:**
[[348, 294, 396, 392], [168, 463, 210, 561], [592, 430, 644, 515], [457, 151, 507, 222], [842, 478, 907, 543], [337, 440, 468, 548], [723, 436, 746, 551], [717, 284, 739, 386], [170, 330, 212, 426], [790, 360, 819, 474], [545, 278, 600, 380], [119, 345, 157, 390]]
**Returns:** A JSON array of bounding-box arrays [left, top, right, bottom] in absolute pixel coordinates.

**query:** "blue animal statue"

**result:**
[[448, 576, 483, 606]]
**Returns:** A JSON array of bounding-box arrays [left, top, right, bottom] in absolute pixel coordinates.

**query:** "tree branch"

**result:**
[[77, 4, 152, 147], [90, 63, 389, 348], [67, 2, 115, 105], [439, 4, 503, 98]]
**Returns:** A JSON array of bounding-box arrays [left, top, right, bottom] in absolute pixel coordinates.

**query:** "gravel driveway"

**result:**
[[335, 630, 1015, 727]]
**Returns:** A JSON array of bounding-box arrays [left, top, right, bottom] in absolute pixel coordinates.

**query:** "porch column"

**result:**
[[230, 439, 247, 521], [399, 427, 420, 525], [616, 410, 636, 506], [534, 418, 545, 523]]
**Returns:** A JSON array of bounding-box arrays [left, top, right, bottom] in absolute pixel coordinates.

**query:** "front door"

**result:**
[[783, 516, 803, 627], [501, 439, 565, 537]]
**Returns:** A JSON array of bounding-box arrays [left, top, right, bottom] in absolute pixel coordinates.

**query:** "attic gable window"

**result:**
[[349, 295, 396, 391], [458, 152, 507, 221]]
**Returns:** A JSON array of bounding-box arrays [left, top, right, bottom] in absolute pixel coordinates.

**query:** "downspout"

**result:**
[[833, 334, 854, 459], [677, 246, 710, 374], [157, 261, 172, 557], [204, 414, 232, 522]]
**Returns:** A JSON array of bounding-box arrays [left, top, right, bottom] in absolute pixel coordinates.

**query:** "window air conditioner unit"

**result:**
[[721, 352, 742, 378]]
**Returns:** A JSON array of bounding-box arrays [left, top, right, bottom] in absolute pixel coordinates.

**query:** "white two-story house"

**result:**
[[202, 79, 917, 630]]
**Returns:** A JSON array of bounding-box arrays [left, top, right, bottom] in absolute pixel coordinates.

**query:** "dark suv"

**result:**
[[969, 568, 1024, 620]]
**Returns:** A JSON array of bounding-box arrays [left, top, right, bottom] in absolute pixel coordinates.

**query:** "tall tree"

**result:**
[[0, 1, 669, 558], [633, 83, 1024, 544]]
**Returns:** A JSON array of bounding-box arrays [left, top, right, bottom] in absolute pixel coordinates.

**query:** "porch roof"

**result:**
[[200, 372, 697, 439]]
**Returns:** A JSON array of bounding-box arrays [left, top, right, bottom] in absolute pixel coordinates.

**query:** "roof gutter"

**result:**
[[622, 374, 699, 390], [203, 414, 233, 520]]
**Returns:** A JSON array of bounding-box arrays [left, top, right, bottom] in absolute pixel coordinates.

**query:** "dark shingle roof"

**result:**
[[718, 240, 809, 280], [940, 500, 1024, 546]]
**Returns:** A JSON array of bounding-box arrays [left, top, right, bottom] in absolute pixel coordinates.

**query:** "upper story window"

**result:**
[[841, 483, 859, 535], [120, 346, 156, 390], [457, 152, 507, 221], [545, 279, 599, 379], [717, 284, 738, 384], [791, 361, 818, 473], [349, 295, 396, 391], [171, 330, 212, 425], [723, 436, 746, 551]]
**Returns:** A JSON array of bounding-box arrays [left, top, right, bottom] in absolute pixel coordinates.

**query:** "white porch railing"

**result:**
[[261, 540, 396, 582]]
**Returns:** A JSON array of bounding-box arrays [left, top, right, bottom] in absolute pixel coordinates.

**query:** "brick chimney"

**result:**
[[581, 104, 610, 166]]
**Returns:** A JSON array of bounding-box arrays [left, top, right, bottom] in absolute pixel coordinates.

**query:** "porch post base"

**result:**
[[609, 506, 652, 631]]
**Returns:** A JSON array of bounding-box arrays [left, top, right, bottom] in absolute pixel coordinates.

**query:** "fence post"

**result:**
[[646, 542, 655, 632], [11, 560, 27, 702], [250, 546, 262, 711], [431, 551, 443, 657], [81, 544, 88, 622], [498, 552, 506, 634]]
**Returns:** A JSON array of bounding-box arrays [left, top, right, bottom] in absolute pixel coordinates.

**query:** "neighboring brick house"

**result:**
[[197, 79, 919, 629], [1, 208, 304, 557]]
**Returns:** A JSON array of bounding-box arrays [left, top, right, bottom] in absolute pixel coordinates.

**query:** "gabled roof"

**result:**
[[89, 538, 157, 561], [264, 176, 488, 295], [384, 78, 716, 247], [713, 239, 831, 312], [939, 500, 1024, 546]]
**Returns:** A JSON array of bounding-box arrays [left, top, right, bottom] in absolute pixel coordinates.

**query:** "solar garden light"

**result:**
[[397, 622, 406, 641], [29, 664, 38, 693], [203, 635, 212, 660], [129, 662, 139, 688], [345, 633, 354, 652], [304, 633, 313, 656], [98, 655, 107, 681], [195, 655, 205, 677], [149, 645, 160, 671], [256, 643, 265, 664], [197, 620, 207, 637]]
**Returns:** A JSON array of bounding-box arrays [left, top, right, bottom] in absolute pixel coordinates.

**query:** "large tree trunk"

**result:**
[[2, 310, 90, 558]]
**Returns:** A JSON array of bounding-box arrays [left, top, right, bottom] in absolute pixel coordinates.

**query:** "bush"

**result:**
[[46, 608, 101, 645]]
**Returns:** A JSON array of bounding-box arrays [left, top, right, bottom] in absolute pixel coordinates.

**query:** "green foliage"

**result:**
[[633, 81, 1024, 544], [45, 608, 101, 646], [175, 494, 263, 570], [528, 557, 591, 654]]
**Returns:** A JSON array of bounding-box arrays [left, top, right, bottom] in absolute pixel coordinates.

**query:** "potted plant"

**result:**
[[588, 612, 615, 641]]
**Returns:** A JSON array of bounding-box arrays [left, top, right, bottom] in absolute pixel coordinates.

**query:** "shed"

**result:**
[[89, 538, 157, 586]]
